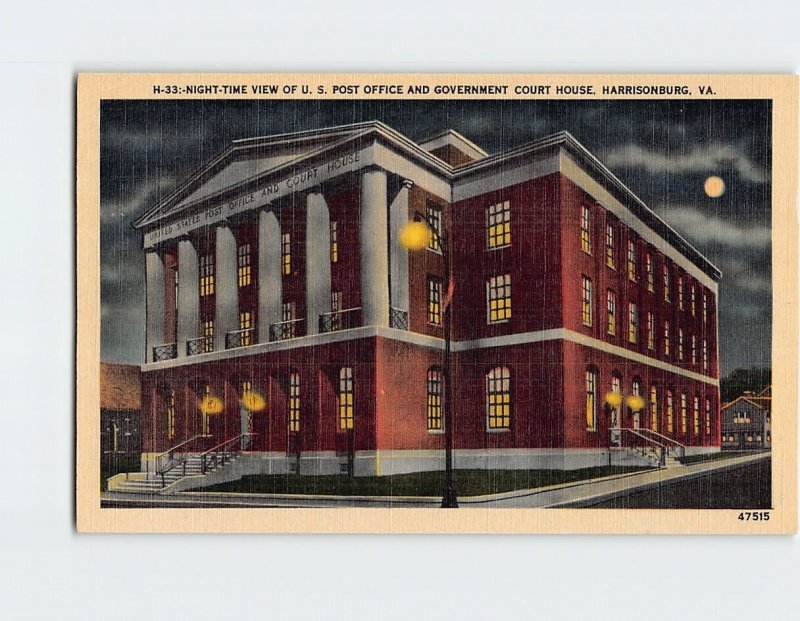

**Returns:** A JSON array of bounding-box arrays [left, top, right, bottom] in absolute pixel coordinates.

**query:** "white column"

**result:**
[[258, 208, 282, 341], [389, 178, 413, 313], [214, 222, 238, 351], [145, 250, 165, 363], [359, 168, 390, 327], [305, 189, 332, 335], [176, 236, 200, 356]]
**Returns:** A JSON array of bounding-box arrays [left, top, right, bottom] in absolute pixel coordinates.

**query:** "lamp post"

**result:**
[[399, 213, 458, 508], [604, 391, 645, 448]]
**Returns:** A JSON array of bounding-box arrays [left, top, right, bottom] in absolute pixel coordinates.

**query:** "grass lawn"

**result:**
[[194, 465, 649, 497], [682, 450, 766, 465]]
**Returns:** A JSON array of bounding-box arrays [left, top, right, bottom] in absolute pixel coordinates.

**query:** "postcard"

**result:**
[[76, 73, 797, 533]]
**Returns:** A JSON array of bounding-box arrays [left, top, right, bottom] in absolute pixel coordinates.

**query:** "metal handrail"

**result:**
[[269, 318, 305, 341], [153, 342, 177, 361], [319, 307, 361, 333], [611, 427, 667, 467], [187, 335, 214, 355], [389, 306, 409, 330], [225, 327, 256, 349], [154, 434, 203, 473], [200, 433, 254, 474], [154, 434, 204, 487], [635, 428, 686, 461]]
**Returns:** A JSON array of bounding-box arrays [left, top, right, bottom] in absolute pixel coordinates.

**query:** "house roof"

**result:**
[[100, 362, 141, 410], [721, 394, 771, 412]]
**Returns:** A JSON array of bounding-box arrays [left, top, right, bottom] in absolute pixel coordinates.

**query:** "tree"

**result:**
[[720, 366, 771, 403]]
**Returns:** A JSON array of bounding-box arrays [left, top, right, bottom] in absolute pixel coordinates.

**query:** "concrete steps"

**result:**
[[109, 454, 240, 494]]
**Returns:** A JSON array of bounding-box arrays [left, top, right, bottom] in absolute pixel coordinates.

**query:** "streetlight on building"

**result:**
[[399, 213, 458, 508]]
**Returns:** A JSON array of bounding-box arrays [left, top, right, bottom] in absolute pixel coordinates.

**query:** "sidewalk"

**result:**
[[101, 453, 769, 509]]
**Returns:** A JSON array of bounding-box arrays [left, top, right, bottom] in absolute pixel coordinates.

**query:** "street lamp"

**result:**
[[604, 391, 645, 447], [399, 212, 458, 508]]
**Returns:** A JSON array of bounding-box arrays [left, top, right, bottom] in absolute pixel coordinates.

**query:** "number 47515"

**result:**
[[738, 511, 770, 521]]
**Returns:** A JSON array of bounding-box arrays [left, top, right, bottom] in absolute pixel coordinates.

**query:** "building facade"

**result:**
[[721, 389, 771, 451], [133, 121, 721, 475], [100, 362, 142, 471]]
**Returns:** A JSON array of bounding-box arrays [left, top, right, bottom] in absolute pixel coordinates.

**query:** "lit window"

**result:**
[[487, 274, 512, 323], [281, 232, 291, 275], [703, 292, 708, 324], [199, 253, 215, 296], [663, 321, 670, 358], [690, 284, 696, 316], [202, 319, 214, 353], [165, 388, 176, 440], [239, 311, 252, 346], [666, 390, 674, 433], [428, 277, 442, 325], [693, 395, 700, 436], [650, 386, 658, 431], [580, 206, 591, 254], [486, 366, 511, 430], [581, 276, 593, 327], [703, 339, 709, 373], [426, 202, 443, 252], [680, 392, 688, 434], [237, 243, 251, 287], [678, 276, 684, 310], [282, 301, 296, 338], [487, 200, 511, 249], [691, 334, 697, 365], [705, 398, 711, 436], [288, 372, 300, 432], [646, 253, 654, 292], [338, 367, 354, 430], [427, 368, 443, 431], [606, 290, 616, 335], [586, 368, 598, 430], [646, 312, 655, 351], [628, 303, 638, 344], [663, 264, 671, 302], [605, 222, 615, 268], [331, 291, 342, 330], [627, 240, 637, 281], [330, 221, 339, 263], [678, 328, 684, 361]]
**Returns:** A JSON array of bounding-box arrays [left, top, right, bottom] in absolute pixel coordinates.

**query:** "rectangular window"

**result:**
[[237, 243, 251, 287], [338, 367, 354, 430], [646, 312, 655, 350], [703, 291, 708, 324], [281, 232, 291, 275], [646, 253, 655, 292], [666, 391, 674, 433], [678, 276, 684, 310], [663, 321, 670, 358], [486, 367, 511, 430], [426, 202, 442, 252], [703, 339, 709, 372], [606, 290, 616, 335], [202, 319, 214, 353], [239, 311, 252, 346], [627, 240, 637, 281], [705, 398, 712, 435], [330, 291, 342, 330], [580, 205, 591, 254], [427, 369, 443, 431], [165, 389, 176, 440], [200, 384, 212, 436], [487, 274, 512, 323], [690, 284, 696, 316], [678, 328, 684, 361], [330, 221, 339, 263], [427, 277, 442, 325], [693, 396, 700, 436], [663, 264, 671, 302], [650, 386, 658, 432], [288, 372, 300, 432], [581, 276, 593, 327], [487, 200, 511, 249], [241, 380, 253, 435], [586, 369, 597, 430], [199, 253, 215, 297], [605, 222, 615, 269], [282, 301, 296, 338], [628, 303, 638, 344], [691, 334, 697, 365], [680, 393, 688, 434]]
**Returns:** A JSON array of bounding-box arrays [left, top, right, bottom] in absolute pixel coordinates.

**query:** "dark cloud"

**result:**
[[100, 99, 771, 375]]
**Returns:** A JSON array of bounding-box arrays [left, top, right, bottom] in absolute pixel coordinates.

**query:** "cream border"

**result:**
[[77, 73, 797, 534]]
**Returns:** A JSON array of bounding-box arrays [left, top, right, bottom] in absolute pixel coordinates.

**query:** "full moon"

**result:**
[[704, 176, 725, 198]]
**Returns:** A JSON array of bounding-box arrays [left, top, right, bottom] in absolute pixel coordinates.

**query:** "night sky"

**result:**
[[100, 99, 772, 375]]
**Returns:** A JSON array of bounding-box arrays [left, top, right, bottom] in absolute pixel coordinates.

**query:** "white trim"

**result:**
[[417, 129, 489, 160]]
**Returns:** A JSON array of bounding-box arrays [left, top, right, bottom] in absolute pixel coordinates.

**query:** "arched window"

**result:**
[[650, 385, 658, 431], [585, 367, 598, 431], [486, 367, 511, 430], [680, 392, 688, 434], [427, 368, 444, 431], [666, 390, 674, 433], [338, 367, 354, 430], [693, 394, 701, 436]]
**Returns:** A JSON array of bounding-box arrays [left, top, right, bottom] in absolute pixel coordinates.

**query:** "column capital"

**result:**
[[360, 164, 386, 176], [401, 178, 415, 190]]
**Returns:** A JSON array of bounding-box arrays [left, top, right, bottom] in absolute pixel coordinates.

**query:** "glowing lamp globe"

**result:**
[[604, 392, 623, 409], [399, 220, 430, 250], [199, 395, 224, 415], [626, 395, 645, 412], [704, 176, 725, 198], [241, 390, 266, 412]]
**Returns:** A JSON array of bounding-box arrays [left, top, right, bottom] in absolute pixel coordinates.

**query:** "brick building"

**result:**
[[133, 121, 721, 476], [100, 362, 141, 468]]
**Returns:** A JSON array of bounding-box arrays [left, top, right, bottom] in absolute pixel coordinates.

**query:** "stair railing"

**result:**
[[611, 427, 667, 467], [200, 434, 255, 475], [634, 428, 686, 462], [155, 434, 203, 487]]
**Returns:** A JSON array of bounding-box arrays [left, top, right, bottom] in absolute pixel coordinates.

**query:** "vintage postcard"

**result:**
[[76, 73, 797, 533]]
